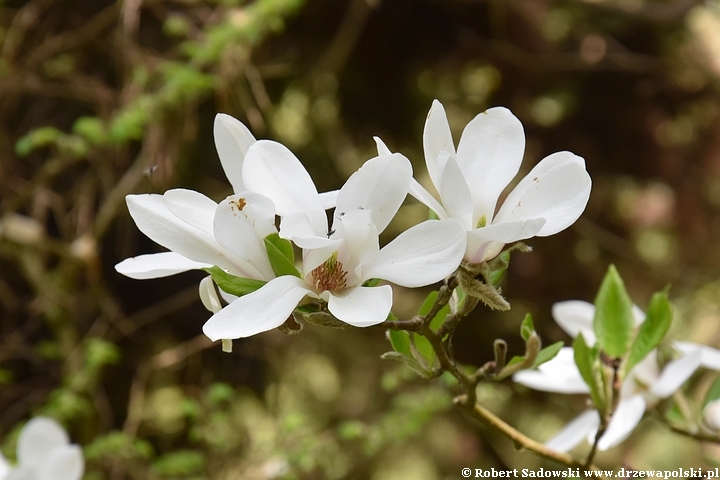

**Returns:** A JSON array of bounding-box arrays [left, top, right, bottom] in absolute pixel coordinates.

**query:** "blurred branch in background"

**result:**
[[2, 0, 720, 477]]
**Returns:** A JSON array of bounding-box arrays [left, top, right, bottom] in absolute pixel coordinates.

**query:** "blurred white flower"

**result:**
[[704, 399, 720, 431], [514, 300, 712, 452], [202, 142, 467, 340], [379, 100, 592, 263], [0, 417, 84, 480]]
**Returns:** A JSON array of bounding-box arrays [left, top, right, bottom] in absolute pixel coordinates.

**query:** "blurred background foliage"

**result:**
[[2, 0, 720, 477]]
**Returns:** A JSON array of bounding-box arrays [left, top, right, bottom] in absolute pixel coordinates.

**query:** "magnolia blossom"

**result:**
[[202, 141, 467, 340], [396, 100, 592, 263], [513, 300, 714, 452], [0, 417, 84, 480]]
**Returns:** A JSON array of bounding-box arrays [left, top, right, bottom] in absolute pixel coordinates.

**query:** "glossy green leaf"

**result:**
[[624, 288, 672, 375], [202, 266, 266, 296], [388, 330, 412, 358], [418, 291, 451, 332], [533, 341, 564, 368], [264, 233, 301, 278], [573, 333, 604, 409], [593, 265, 634, 358], [413, 333, 436, 368], [488, 250, 511, 285]]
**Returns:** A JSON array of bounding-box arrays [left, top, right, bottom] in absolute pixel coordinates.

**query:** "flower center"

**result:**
[[311, 252, 348, 292], [476, 214, 487, 228]]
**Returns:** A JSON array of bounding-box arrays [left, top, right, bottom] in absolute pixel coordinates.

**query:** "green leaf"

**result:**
[[202, 266, 266, 296], [413, 333, 436, 368], [488, 250, 511, 285], [388, 330, 412, 358], [533, 341, 564, 368], [418, 291, 450, 332], [264, 233, 301, 278], [624, 288, 672, 375], [593, 265, 634, 358], [520, 313, 534, 341], [363, 278, 382, 287], [573, 333, 605, 409]]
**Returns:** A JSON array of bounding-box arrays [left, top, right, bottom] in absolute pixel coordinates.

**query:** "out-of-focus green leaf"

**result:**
[[624, 288, 672, 375], [203, 266, 266, 296], [574, 333, 604, 410], [520, 313, 534, 341]]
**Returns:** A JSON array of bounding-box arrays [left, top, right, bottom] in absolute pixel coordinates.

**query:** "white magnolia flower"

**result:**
[[0, 417, 84, 480], [202, 142, 467, 339], [513, 300, 712, 452], [704, 399, 720, 431], [397, 100, 592, 263]]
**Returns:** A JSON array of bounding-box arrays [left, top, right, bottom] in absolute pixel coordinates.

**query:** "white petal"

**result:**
[[327, 285, 392, 327], [6, 466, 34, 480], [337, 209, 379, 285], [163, 189, 217, 234], [362, 219, 465, 287], [243, 140, 326, 235], [464, 218, 545, 263], [280, 212, 339, 249], [38, 445, 84, 480], [423, 100, 456, 189], [214, 194, 275, 281], [0, 454, 11, 478], [199, 276, 223, 313], [455, 107, 525, 220], [625, 350, 660, 391], [649, 350, 702, 398], [373, 136, 393, 156], [115, 252, 210, 279], [202, 276, 311, 340], [17, 417, 69, 466], [436, 152, 473, 230], [597, 396, 646, 450], [214, 113, 256, 193], [552, 300, 597, 344], [546, 410, 600, 453], [674, 341, 720, 371], [319, 190, 339, 210], [408, 178, 448, 219], [494, 152, 591, 236], [513, 348, 590, 394], [335, 154, 412, 234]]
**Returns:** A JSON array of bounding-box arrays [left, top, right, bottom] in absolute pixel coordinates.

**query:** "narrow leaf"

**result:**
[[573, 333, 605, 409], [264, 233, 301, 278], [202, 266, 266, 296], [593, 265, 634, 358], [533, 341, 564, 368], [488, 250, 511, 285], [624, 288, 672, 375], [413, 333, 437, 368], [418, 291, 450, 332], [520, 313, 534, 341], [388, 330, 412, 358]]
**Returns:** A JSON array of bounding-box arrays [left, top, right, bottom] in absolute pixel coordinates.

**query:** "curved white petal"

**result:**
[[163, 188, 217, 234], [327, 285, 392, 327], [214, 113, 256, 194], [280, 212, 339, 249], [597, 396, 646, 450], [625, 350, 660, 393], [455, 107, 525, 221], [494, 152, 591, 236], [674, 341, 720, 371], [199, 276, 223, 313], [423, 100, 456, 189], [362, 219, 465, 287], [127, 194, 256, 275], [649, 350, 702, 398], [335, 153, 412, 234], [437, 152, 473, 230], [319, 190, 339, 210], [202, 276, 311, 340], [214, 194, 275, 280], [552, 300, 597, 344], [38, 445, 84, 480], [373, 136, 393, 156], [0, 454, 11, 478], [338, 209, 379, 285], [115, 252, 210, 279], [513, 348, 590, 394], [6, 466, 34, 480], [409, 178, 448, 219], [546, 410, 600, 453], [17, 417, 69, 466], [465, 218, 545, 263], [242, 140, 326, 235]]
